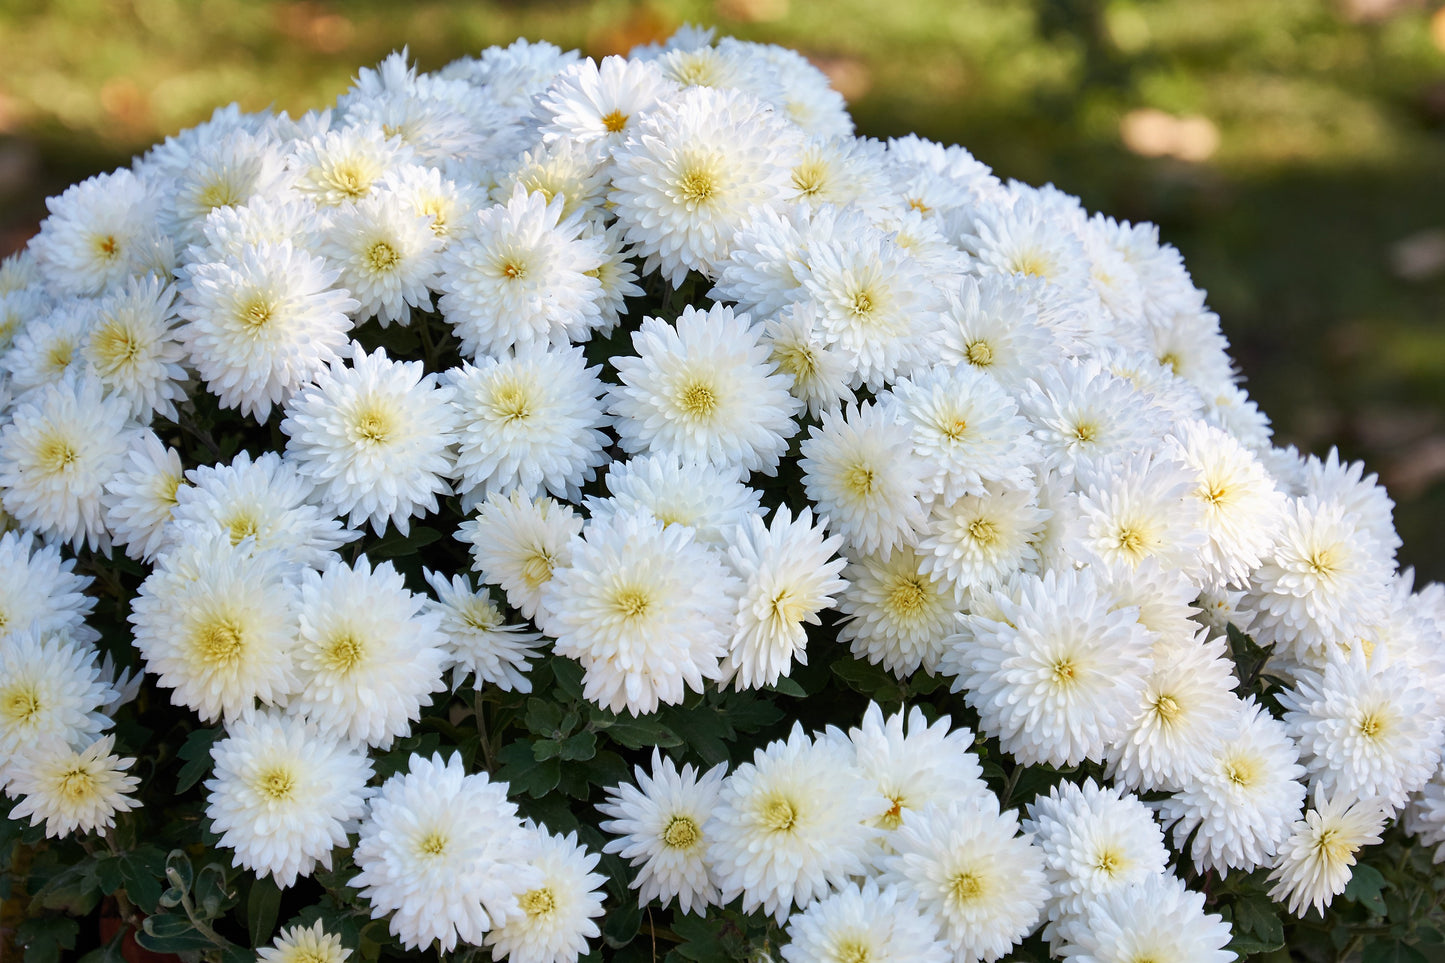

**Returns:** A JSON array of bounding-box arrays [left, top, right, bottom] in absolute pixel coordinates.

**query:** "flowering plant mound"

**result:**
[[3, 26, 1445, 963]]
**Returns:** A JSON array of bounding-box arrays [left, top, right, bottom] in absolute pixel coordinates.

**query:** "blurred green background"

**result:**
[[1, 0, 1443, 580]]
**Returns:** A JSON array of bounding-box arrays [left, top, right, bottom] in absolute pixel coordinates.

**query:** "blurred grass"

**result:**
[[1, 0, 1443, 579]]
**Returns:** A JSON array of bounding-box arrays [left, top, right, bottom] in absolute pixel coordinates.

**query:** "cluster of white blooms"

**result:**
[[1, 22, 1443, 961]]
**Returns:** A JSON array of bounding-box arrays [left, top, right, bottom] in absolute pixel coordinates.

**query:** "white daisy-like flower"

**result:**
[[485, 824, 606, 963], [2, 298, 92, 397], [178, 240, 358, 420], [837, 547, 959, 677], [598, 749, 726, 915], [608, 303, 802, 477], [761, 301, 857, 418], [129, 531, 300, 723], [0, 375, 134, 551], [1021, 358, 1172, 483], [586, 453, 761, 547], [1279, 651, 1443, 811], [0, 530, 97, 643], [449, 37, 581, 109], [30, 167, 161, 296], [610, 84, 802, 286], [879, 798, 1049, 963], [1160, 698, 1307, 874], [81, 275, 188, 423], [1267, 789, 1388, 918], [581, 220, 644, 335], [101, 429, 185, 562], [916, 482, 1051, 592], [319, 190, 441, 325], [290, 555, 447, 749], [257, 920, 351, 963], [799, 402, 927, 559], [437, 186, 606, 358], [712, 202, 811, 319], [423, 569, 543, 693], [282, 343, 457, 536], [0, 286, 48, 358], [491, 139, 612, 224], [352, 752, 540, 952], [288, 126, 413, 208], [205, 710, 374, 886], [1300, 447, 1401, 557], [459, 490, 582, 622], [8, 734, 140, 837], [884, 133, 1000, 218], [947, 567, 1154, 768], [449, 343, 609, 504], [378, 162, 482, 246], [0, 631, 113, 779], [537, 54, 679, 152], [721, 506, 847, 690], [781, 879, 951, 963], [162, 127, 293, 247], [707, 723, 885, 922], [542, 509, 740, 714], [1066, 451, 1208, 580], [1056, 873, 1234, 963], [185, 191, 319, 266], [783, 135, 891, 215]]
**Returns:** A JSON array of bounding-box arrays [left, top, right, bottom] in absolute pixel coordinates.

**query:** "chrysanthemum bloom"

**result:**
[[1056, 873, 1234, 963], [319, 190, 442, 325], [459, 491, 582, 623], [101, 429, 185, 562], [880, 798, 1049, 963], [161, 126, 293, 248], [0, 631, 114, 780], [721, 507, 847, 690], [948, 568, 1153, 768], [760, 302, 857, 418], [448, 344, 610, 504], [437, 186, 606, 358], [543, 509, 739, 714], [129, 531, 301, 722], [610, 84, 802, 286], [916, 482, 1051, 592], [491, 139, 611, 224], [536, 55, 679, 152], [257, 920, 352, 963], [781, 135, 891, 215], [282, 343, 457, 536], [1279, 651, 1442, 812], [837, 547, 959, 677], [29, 167, 162, 297], [585, 453, 760, 547], [1020, 358, 1172, 484], [0, 530, 98, 643], [0, 375, 134, 551], [1161, 698, 1307, 874], [290, 556, 448, 748], [936, 278, 1058, 391], [1301, 447, 1401, 557], [8, 734, 140, 838], [608, 303, 802, 477], [81, 275, 188, 423], [780, 879, 951, 963], [1267, 789, 1388, 918], [352, 752, 540, 952], [485, 825, 606, 963], [423, 569, 543, 693], [288, 125, 414, 208], [598, 749, 727, 915], [1067, 452, 1208, 581], [712, 203, 811, 320], [205, 710, 374, 886], [3, 298, 92, 396], [1022, 779, 1170, 945], [706, 724, 885, 922]]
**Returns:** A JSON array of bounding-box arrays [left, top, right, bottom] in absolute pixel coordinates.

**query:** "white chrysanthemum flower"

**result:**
[[81, 275, 188, 422], [423, 569, 543, 693], [485, 825, 606, 963], [712, 202, 811, 319], [917, 482, 1050, 592], [610, 84, 802, 286], [129, 531, 300, 722], [884, 133, 1001, 217], [608, 303, 802, 477], [722, 506, 847, 690], [947, 568, 1153, 768], [2, 298, 91, 397], [837, 547, 958, 677], [707, 724, 885, 922], [438, 186, 606, 358], [492, 139, 612, 224], [178, 241, 358, 420], [880, 798, 1049, 963], [353, 752, 540, 952], [1169, 418, 1288, 589], [783, 136, 891, 215], [290, 556, 447, 749], [781, 879, 951, 963], [1056, 873, 1234, 963], [1150, 304, 1237, 397], [1300, 447, 1401, 557], [1022, 779, 1170, 943], [537, 55, 679, 152], [205, 710, 373, 886], [459, 491, 582, 622], [185, 191, 319, 266], [543, 510, 739, 714], [0, 530, 97, 643], [257, 920, 351, 963], [449, 344, 609, 505], [0, 286, 48, 359], [288, 126, 413, 208], [1268, 789, 1388, 918], [447, 37, 581, 108], [1160, 698, 1307, 874], [282, 343, 457, 536], [598, 749, 726, 915], [319, 190, 441, 325], [761, 301, 857, 418], [8, 734, 140, 837], [1279, 652, 1443, 811], [581, 220, 644, 335], [1021, 359, 1172, 483], [0, 375, 133, 550], [586, 453, 761, 547], [800, 402, 926, 559], [0, 632, 113, 779], [163, 127, 293, 246], [1067, 452, 1208, 580], [100, 429, 185, 562], [379, 162, 482, 246], [30, 167, 162, 296]]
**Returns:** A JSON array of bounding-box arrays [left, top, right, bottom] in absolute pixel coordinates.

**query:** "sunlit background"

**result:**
[[2, 0, 1443, 578]]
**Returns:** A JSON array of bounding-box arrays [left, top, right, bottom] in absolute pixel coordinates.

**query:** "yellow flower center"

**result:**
[[678, 166, 717, 204], [324, 162, 370, 201], [521, 549, 556, 589], [1223, 753, 1259, 789], [937, 416, 969, 442], [886, 576, 929, 618], [1153, 693, 1181, 723], [57, 765, 96, 802], [677, 380, 718, 418], [879, 794, 905, 831], [968, 517, 1000, 545], [2, 688, 41, 724], [1011, 250, 1049, 277], [491, 383, 532, 423], [762, 797, 798, 832], [240, 297, 275, 329], [197, 618, 245, 665], [773, 342, 818, 380], [197, 178, 241, 212], [662, 815, 701, 850], [610, 587, 652, 620], [600, 109, 628, 133], [1096, 849, 1122, 876], [92, 234, 121, 262], [843, 464, 876, 498], [322, 632, 365, 674], [351, 404, 395, 445], [519, 887, 556, 918], [1358, 710, 1384, 738], [255, 766, 296, 802], [365, 240, 401, 273], [836, 941, 872, 963], [1051, 657, 1077, 685], [37, 435, 78, 474], [791, 162, 827, 197], [417, 831, 448, 857], [949, 870, 985, 905], [91, 322, 142, 373]]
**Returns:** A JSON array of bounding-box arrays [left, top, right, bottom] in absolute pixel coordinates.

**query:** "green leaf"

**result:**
[[720, 696, 784, 734], [831, 656, 895, 696], [137, 914, 219, 954], [33, 861, 101, 915], [594, 715, 683, 750], [94, 855, 124, 895], [1344, 862, 1388, 916], [663, 708, 733, 767], [602, 894, 642, 948], [117, 846, 165, 914], [1362, 939, 1429, 963], [525, 698, 565, 736], [669, 913, 726, 961], [16, 917, 78, 963], [769, 676, 807, 698], [175, 726, 223, 793], [550, 658, 585, 701], [558, 730, 597, 762], [248, 874, 282, 948], [1232, 894, 1285, 950], [533, 739, 562, 762], [498, 741, 561, 797], [364, 525, 443, 559], [193, 861, 236, 919], [164, 848, 193, 896]]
